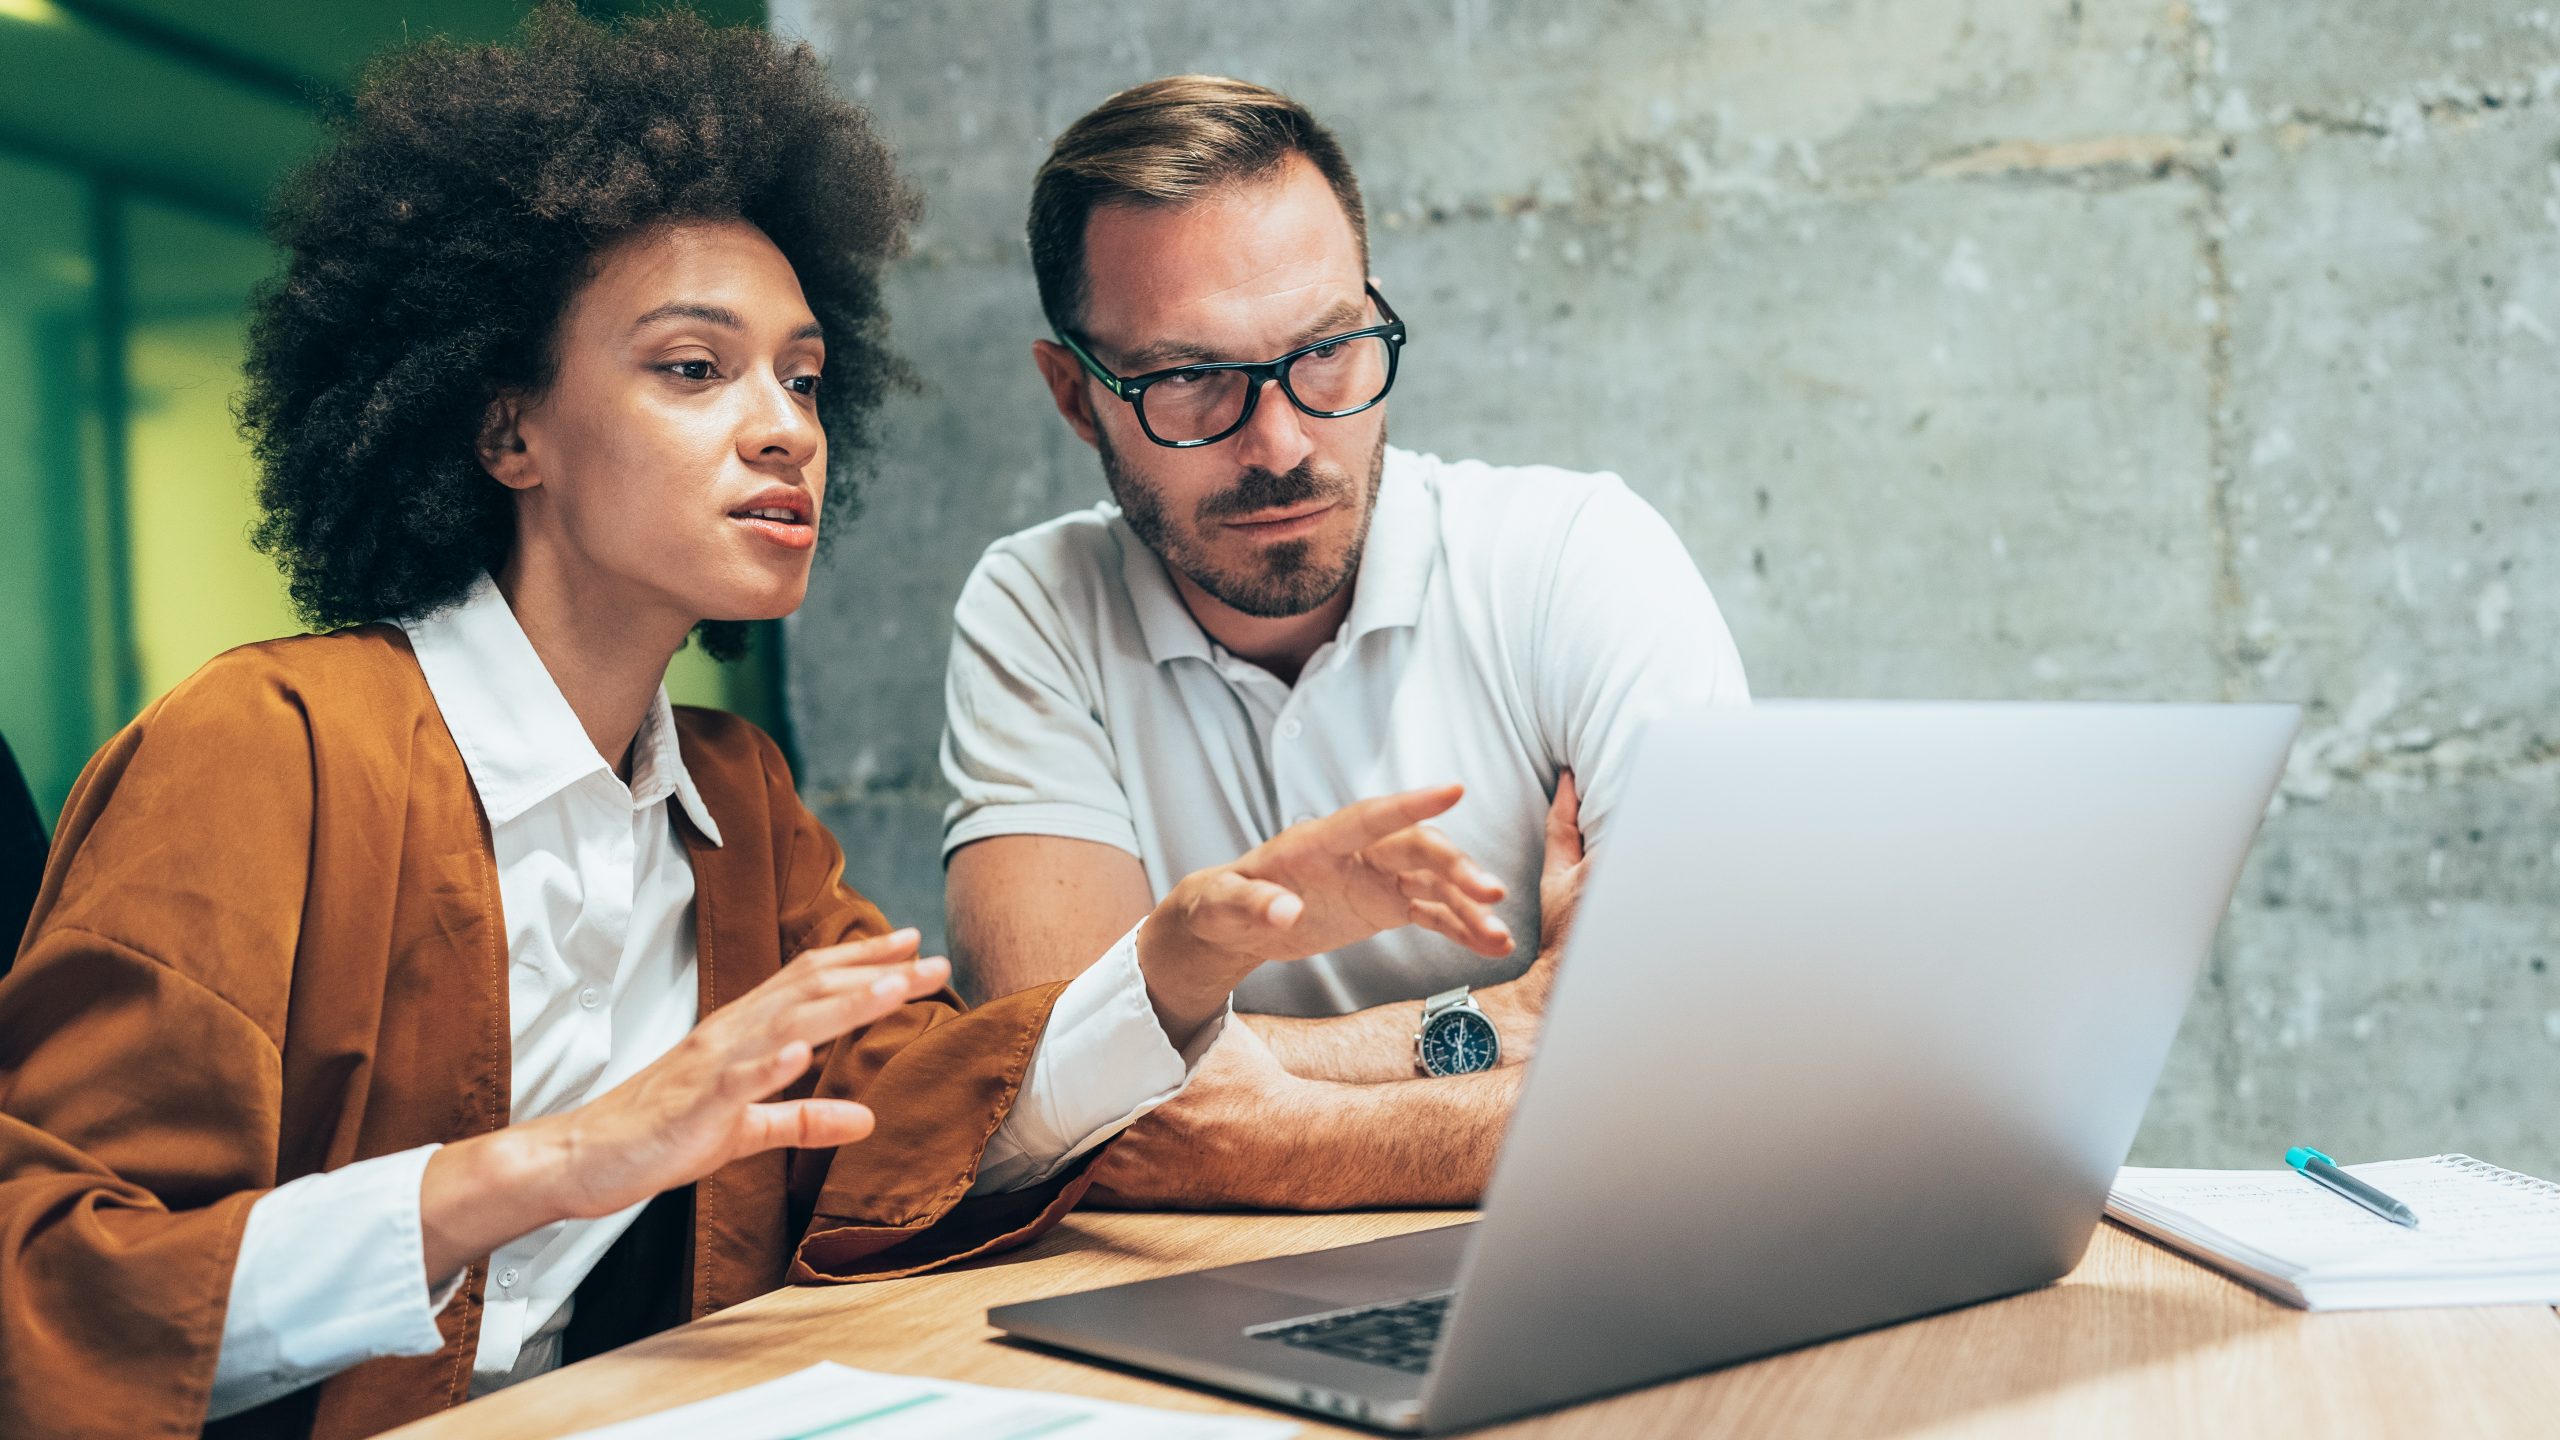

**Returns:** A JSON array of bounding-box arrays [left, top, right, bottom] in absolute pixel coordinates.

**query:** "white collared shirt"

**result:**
[[943, 446, 1750, 1016], [208, 575, 1208, 1419]]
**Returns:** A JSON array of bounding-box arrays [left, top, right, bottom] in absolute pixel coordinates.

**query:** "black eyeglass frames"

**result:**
[[1056, 283, 1407, 448]]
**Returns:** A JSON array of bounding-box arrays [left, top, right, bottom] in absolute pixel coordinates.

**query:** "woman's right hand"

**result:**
[[417, 928, 946, 1285]]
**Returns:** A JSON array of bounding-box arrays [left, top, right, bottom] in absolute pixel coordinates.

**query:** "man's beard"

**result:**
[[1099, 428, 1388, 619]]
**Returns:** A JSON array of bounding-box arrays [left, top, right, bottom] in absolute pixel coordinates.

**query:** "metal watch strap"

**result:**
[[1422, 985, 1471, 1018]]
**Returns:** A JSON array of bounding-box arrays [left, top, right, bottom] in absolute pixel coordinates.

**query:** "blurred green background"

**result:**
[[0, 0, 768, 825]]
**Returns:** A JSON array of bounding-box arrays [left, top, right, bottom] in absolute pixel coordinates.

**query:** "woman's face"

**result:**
[[488, 219, 829, 636]]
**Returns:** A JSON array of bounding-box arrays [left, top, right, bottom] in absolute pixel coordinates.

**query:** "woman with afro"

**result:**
[[0, 9, 1508, 1437]]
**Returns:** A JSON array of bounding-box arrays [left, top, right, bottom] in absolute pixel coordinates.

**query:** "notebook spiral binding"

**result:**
[[2437, 1154, 2560, 1198]]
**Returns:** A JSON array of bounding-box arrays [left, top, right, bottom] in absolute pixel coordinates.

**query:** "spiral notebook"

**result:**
[[2106, 1154, 2560, 1309]]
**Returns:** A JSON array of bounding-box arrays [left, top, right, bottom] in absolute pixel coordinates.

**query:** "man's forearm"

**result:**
[[1252, 962, 1554, 1083], [1250, 1006, 1418, 1083], [1094, 1067, 1523, 1210]]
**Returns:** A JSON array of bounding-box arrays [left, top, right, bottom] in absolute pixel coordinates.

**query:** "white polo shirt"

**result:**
[[941, 446, 1749, 1017]]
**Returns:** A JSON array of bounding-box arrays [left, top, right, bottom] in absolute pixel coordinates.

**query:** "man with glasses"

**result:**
[[938, 77, 1749, 1208]]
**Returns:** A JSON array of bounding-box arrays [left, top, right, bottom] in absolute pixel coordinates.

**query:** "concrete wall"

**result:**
[[772, 0, 2559, 1172]]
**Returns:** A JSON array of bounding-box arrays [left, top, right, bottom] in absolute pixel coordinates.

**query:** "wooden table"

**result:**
[[386, 1213, 2560, 1438]]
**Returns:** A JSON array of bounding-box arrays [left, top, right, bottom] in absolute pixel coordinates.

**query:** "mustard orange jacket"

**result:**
[[0, 627, 1089, 1439]]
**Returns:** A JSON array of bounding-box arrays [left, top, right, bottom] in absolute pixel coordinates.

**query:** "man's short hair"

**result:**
[[1027, 75, 1368, 339]]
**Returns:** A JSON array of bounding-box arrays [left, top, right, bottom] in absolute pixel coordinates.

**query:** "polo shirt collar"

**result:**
[[399, 572, 722, 844], [1340, 446, 1436, 646], [1118, 513, 1214, 667], [1116, 445, 1438, 668]]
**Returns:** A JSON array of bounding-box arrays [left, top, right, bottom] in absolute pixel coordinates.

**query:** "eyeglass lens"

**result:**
[[1139, 334, 1394, 444]]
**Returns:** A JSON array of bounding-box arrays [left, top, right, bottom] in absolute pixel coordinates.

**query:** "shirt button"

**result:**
[[498, 1267, 519, 1289], [578, 986, 602, 1010], [1278, 717, 1303, 740]]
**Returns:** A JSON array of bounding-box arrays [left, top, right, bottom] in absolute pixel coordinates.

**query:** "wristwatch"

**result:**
[[1414, 986, 1500, 1077]]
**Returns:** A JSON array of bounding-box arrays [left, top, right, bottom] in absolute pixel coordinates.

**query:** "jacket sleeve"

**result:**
[[0, 661, 310, 1440], [755, 741, 1104, 1284]]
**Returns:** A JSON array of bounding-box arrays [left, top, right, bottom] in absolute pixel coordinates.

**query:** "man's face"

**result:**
[[1066, 155, 1388, 619], [493, 219, 830, 630]]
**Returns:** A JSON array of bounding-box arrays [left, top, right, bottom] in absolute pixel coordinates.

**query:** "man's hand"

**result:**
[[1085, 1020, 1301, 1208], [1535, 770, 1588, 961], [1218, 773, 1588, 1082], [418, 928, 948, 1284], [1087, 1018, 1521, 1210], [1478, 771, 1585, 1066], [1135, 784, 1510, 1045]]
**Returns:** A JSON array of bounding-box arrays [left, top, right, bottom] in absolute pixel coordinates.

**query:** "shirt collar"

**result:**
[[398, 573, 722, 844], [1117, 513, 1213, 666], [633, 686, 723, 846], [1117, 445, 1437, 668], [1338, 446, 1436, 645]]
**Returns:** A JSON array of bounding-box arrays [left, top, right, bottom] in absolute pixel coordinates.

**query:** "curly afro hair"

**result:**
[[241, 2, 917, 660]]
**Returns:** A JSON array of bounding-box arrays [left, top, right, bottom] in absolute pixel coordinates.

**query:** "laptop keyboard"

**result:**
[[1247, 1291, 1455, 1375]]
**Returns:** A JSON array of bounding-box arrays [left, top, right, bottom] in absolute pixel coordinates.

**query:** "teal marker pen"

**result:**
[[2285, 1146, 2420, 1229]]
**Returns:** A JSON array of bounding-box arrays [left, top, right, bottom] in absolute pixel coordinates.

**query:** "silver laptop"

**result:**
[[991, 702, 2300, 1433]]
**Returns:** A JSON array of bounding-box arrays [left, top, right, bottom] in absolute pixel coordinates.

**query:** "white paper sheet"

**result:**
[[560, 1361, 1300, 1440]]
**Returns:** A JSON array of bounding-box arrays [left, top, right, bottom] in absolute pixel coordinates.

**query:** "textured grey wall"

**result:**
[[771, 0, 2559, 1172]]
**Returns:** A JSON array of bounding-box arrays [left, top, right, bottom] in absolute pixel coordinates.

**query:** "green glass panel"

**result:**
[[0, 4, 321, 225], [124, 198, 297, 701], [0, 153, 111, 823], [66, 1, 770, 96], [665, 627, 781, 734]]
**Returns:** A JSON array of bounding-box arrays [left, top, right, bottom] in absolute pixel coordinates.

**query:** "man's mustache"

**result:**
[[1195, 462, 1350, 524]]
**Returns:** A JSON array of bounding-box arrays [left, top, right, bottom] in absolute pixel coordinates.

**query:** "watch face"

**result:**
[[1420, 1007, 1499, 1076]]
